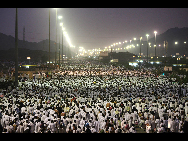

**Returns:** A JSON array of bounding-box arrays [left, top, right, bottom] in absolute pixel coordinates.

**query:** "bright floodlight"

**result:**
[[146, 34, 149, 37], [58, 16, 62, 19], [154, 31, 157, 34]]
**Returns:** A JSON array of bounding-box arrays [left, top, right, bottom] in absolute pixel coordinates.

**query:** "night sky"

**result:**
[[1, 8, 188, 50]]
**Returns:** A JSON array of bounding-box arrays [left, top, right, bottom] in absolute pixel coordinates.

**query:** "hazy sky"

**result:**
[[0, 8, 188, 50]]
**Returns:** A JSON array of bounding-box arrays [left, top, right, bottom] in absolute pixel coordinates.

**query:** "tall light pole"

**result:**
[[62, 27, 64, 65], [15, 8, 18, 88], [140, 36, 142, 57], [59, 16, 63, 66], [49, 8, 51, 69], [146, 34, 149, 63], [149, 42, 151, 57], [59, 26, 61, 66], [55, 8, 57, 67], [154, 31, 157, 58]]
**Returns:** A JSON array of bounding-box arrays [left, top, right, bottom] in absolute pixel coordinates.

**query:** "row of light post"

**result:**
[[55, 8, 65, 67], [50, 8, 73, 68], [14, 8, 70, 87], [100, 31, 158, 63], [54, 8, 64, 68]]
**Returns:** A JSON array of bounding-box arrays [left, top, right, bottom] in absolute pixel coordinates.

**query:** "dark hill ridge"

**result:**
[[0, 32, 74, 62], [148, 27, 188, 56], [0, 33, 15, 50], [0, 32, 60, 52], [1, 27, 188, 57]]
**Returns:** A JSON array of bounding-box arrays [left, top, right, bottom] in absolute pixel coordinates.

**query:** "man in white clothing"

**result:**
[[121, 118, 126, 129], [91, 125, 97, 133], [170, 118, 176, 132], [49, 120, 56, 133], [29, 120, 35, 133], [94, 118, 100, 132], [35, 120, 41, 133], [16, 122, 24, 133]]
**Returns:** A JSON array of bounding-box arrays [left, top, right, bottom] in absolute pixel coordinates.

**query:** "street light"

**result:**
[[58, 15, 63, 65], [177, 57, 180, 64], [58, 15, 62, 19], [15, 8, 18, 87], [54, 9, 62, 67], [48, 8, 51, 69], [184, 41, 187, 56], [61, 24, 64, 65], [140, 36, 142, 57], [54, 8, 57, 67], [27, 57, 31, 64], [154, 31, 157, 58], [146, 34, 149, 63], [57, 15, 63, 66], [59, 22, 63, 66]]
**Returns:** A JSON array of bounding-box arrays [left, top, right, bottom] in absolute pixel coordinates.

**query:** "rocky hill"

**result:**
[[1, 27, 188, 59], [0, 33, 75, 62], [148, 27, 188, 56]]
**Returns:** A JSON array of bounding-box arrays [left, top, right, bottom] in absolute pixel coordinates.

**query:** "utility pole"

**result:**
[[62, 27, 64, 65], [146, 34, 149, 63], [154, 31, 157, 58], [55, 9, 57, 67], [23, 26, 25, 48], [59, 33, 60, 66], [110, 45, 112, 61], [155, 36, 156, 57], [15, 8, 18, 88], [164, 40, 168, 66], [49, 8, 51, 69], [140, 36, 142, 57]]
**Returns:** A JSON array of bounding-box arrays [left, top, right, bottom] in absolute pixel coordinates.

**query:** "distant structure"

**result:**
[[23, 26, 25, 48], [99, 51, 136, 64]]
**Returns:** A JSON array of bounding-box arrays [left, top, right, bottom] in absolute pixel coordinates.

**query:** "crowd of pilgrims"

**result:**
[[0, 61, 188, 133]]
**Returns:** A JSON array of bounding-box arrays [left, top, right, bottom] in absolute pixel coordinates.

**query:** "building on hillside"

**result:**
[[164, 66, 172, 71], [129, 62, 139, 67], [99, 51, 136, 64], [149, 61, 162, 65], [179, 68, 188, 71], [172, 64, 186, 67]]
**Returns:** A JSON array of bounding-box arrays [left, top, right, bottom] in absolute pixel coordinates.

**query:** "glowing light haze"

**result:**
[[0, 8, 188, 50]]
